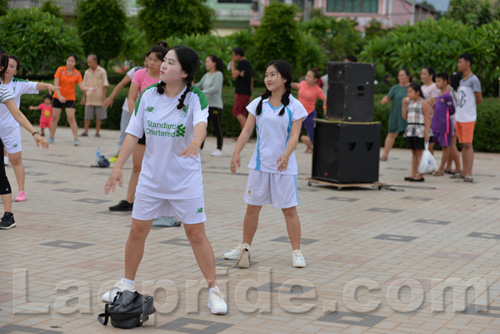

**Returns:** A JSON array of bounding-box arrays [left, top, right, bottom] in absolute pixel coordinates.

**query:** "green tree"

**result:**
[[444, 0, 499, 26], [41, 0, 63, 19], [117, 18, 148, 66], [137, 0, 214, 45], [253, 2, 301, 73], [0, 0, 7, 17], [0, 8, 82, 75], [76, 0, 126, 69]]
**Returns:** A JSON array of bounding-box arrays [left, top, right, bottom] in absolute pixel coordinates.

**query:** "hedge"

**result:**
[[17, 87, 500, 152]]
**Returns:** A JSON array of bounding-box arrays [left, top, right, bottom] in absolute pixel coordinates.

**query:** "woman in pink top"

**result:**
[[291, 68, 325, 153], [112, 43, 168, 211]]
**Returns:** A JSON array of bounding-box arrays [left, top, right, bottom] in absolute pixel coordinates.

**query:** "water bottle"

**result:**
[[96, 148, 101, 165]]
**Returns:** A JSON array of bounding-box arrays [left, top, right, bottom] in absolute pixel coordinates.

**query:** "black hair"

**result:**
[[156, 41, 169, 49], [147, 44, 168, 62], [232, 47, 245, 57], [0, 52, 8, 78], [208, 55, 224, 75], [308, 67, 321, 80], [256, 59, 293, 116], [345, 55, 357, 62], [43, 94, 53, 101], [8, 55, 20, 71], [67, 53, 78, 62], [400, 68, 412, 82], [408, 83, 424, 99], [450, 71, 462, 91], [458, 52, 473, 66], [156, 46, 199, 110], [436, 72, 449, 82], [88, 54, 99, 64], [422, 66, 436, 82]]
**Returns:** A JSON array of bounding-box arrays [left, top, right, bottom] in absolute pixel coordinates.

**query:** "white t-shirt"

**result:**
[[455, 74, 481, 123], [247, 94, 307, 175], [126, 84, 209, 199], [0, 78, 38, 131], [122, 66, 143, 112], [421, 82, 440, 100]]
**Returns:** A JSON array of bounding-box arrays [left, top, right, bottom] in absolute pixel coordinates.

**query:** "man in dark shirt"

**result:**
[[229, 47, 253, 129]]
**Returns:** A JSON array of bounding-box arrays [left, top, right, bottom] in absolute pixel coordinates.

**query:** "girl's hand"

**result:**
[[178, 142, 200, 159], [33, 133, 49, 149], [402, 97, 410, 106], [103, 97, 113, 108], [424, 134, 430, 142], [29, 106, 35, 110], [105, 168, 123, 194], [47, 84, 60, 94], [87, 87, 96, 92], [276, 154, 289, 172], [230, 154, 241, 174]]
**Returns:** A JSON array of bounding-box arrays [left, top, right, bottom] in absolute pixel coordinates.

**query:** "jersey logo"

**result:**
[[176, 124, 186, 137], [457, 90, 466, 108], [12, 87, 16, 93], [181, 105, 189, 118], [146, 106, 154, 112], [196, 207, 203, 214], [13, 144, 17, 148]]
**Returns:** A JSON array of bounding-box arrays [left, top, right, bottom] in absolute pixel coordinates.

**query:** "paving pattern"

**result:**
[[1, 127, 499, 333]]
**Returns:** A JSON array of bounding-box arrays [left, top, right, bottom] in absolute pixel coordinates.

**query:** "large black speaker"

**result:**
[[327, 62, 375, 122], [312, 120, 381, 184]]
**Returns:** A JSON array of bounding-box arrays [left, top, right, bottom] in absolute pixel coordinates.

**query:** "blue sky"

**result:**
[[417, 0, 450, 12]]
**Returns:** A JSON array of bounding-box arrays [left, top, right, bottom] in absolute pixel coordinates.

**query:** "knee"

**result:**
[[282, 207, 297, 219], [462, 143, 472, 149], [129, 224, 149, 241], [185, 228, 205, 245], [246, 205, 261, 216], [8, 154, 22, 166]]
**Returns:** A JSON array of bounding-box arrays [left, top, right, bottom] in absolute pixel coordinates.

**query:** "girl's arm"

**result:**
[[178, 122, 207, 158], [35, 82, 59, 93], [53, 77, 65, 102], [127, 82, 140, 115], [381, 95, 391, 105], [231, 113, 256, 173], [402, 97, 409, 120], [291, 82, 300, 90], [104, 134, 139, 194], [422, 100, 431, 142], [276, 118, 303, 172], [28, 105, 40, 110], [4, 99, 48, 148], [77, 82, 96, 93], [104, 75, 132, 108]]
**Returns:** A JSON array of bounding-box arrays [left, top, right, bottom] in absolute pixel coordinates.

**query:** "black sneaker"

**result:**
[[0, 212, 16, 229], [109, 200, 133, 212]]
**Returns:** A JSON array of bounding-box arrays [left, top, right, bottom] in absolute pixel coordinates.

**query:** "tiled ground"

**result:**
[[1, 127, 499, 334]]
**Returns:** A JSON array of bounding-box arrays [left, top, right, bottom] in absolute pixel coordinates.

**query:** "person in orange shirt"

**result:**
[[291, 68, 325, 153], [49, 54, 94, 146]]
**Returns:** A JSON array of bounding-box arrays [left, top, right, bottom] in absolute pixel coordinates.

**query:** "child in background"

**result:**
[[431, 73, 455, 176], [29, 94, 53, 136]]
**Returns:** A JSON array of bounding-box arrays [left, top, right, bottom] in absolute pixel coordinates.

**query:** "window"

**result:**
[[326, 0, 378, 13], [218, 0, 252, 3]]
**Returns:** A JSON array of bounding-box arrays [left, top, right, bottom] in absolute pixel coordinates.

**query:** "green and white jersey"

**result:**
[[126, 84, 209, 199], [0, 78, 38, 131]]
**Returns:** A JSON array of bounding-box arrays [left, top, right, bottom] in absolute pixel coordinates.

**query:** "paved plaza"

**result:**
[[1, 127, 499, 334]]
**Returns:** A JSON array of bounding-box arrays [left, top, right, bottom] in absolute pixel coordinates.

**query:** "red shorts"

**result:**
[[40, 118, 51, 129], [232, 94, 251, 118], [455, 121, 475, 144]]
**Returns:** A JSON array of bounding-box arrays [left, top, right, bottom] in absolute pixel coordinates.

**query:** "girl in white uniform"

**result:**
[[104, 46, 227, 315], [225, 60, 308, 268]]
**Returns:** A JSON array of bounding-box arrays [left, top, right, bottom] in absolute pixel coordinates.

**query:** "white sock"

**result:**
[[209, 286, 219, 294], [123, 278, 135, 286]]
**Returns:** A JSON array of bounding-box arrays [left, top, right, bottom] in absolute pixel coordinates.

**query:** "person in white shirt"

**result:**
[[103, 46, 227, 315], [0, 55, 57, 202], [225, 60, 308, 269]]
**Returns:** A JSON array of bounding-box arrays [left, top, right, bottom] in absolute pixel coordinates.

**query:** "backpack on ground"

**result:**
[[98, 290, 156, 329]]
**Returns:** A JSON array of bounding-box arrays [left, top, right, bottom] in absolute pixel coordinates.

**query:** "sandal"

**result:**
[[444, 170, 452, 174], [464, 175, 474, 183], [404, 177, 413, 181], [433, 171, 444, 176], [450, 173, 464, 179], [409, 177, 425, 182]]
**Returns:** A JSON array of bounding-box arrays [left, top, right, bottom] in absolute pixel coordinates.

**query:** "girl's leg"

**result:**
[[242, 204, 262, 245], [50, 108, 62, 138], [214, 108, 223, 150], [184, 223, 217, 288], [124, 218, 153, 280], [450, 136, 461, 172], [411, 149, 418, 178], [438, 147, 450, 173], [65, 108, 78, 140], [125, 144, 146, 203], [0, 140, 12, 213], [0, 193, 12, 213], [381, 132, 399, 160], [117, 109, 131, 154], [415, 149, 424, 179], [7, 151, 25, 192], [282, 206, 301, 250]]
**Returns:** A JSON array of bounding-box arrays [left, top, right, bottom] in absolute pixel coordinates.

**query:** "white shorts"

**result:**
[[244, 169, 299, 209], [0, 126, 22, 154], [132, 191, 206, 224]]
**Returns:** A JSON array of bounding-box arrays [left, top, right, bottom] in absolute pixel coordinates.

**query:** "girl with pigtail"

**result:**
[[225, 60, 308, 269], [104, 46, 228, 315]]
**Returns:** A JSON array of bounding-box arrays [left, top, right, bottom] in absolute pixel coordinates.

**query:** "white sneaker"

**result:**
[[208, 286, 227, 315], [224, 243, 251, 260], [292, 249, 306, 268], [102, 279, 135, 302], [3, 156, 9, 165], [211, 149, 223, 157]]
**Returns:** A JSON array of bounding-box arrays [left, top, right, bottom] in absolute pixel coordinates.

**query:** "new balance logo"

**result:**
[[146, 106, 154, 112], [196, 207, 203, 214], [176, 124, 186, 137]]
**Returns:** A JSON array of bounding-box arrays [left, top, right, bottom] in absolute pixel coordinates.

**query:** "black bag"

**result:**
[[98, 290, 156, 329], [97, 155, 110, 168]]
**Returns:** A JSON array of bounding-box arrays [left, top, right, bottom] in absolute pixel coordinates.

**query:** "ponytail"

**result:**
[[177, 81, 191, 110], [256, 90, 271, 116], [279, 87, 291, 116]]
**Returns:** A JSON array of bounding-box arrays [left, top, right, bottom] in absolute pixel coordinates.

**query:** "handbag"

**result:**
[[98, 290, 156, 329], [418, 142, 437, 174]]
